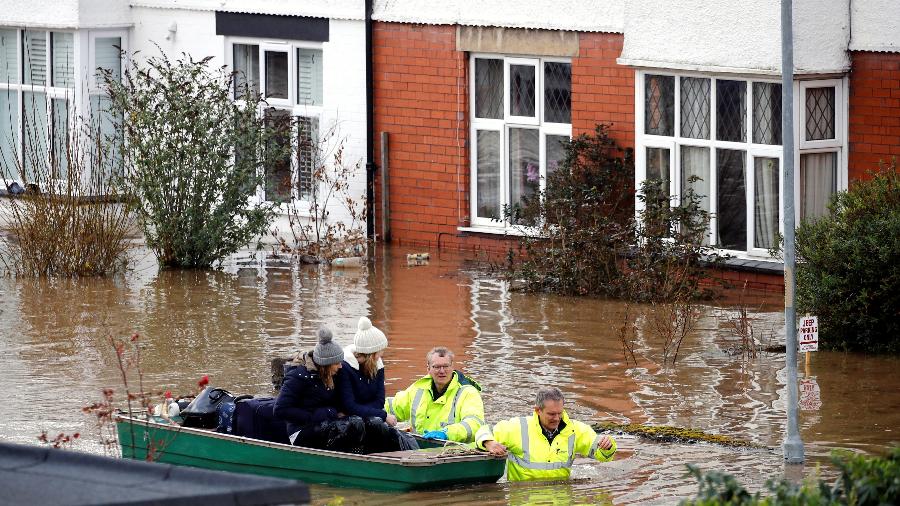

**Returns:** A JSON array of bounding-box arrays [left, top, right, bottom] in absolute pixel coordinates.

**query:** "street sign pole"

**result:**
[[781, 0, 805, 464]]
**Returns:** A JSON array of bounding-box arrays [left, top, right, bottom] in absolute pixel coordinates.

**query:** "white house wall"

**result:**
[[372, 0, 624, 33], [130, 0, 364, 20], [130, 8, 368, 242], [619, 0, 850, 75], [79, 0, 132, 28], [131, 7, 222, 65], [850, 0, 900, 52], [0, 0, 80, 28]]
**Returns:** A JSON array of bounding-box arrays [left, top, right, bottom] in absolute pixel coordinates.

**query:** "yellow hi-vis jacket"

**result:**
[[385, 370, 485, 443], [475, 411, 617, 481]]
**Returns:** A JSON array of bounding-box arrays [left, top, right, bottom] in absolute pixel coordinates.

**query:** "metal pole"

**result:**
[[781, 0, 805, 464], [380, 131, 391, 242]]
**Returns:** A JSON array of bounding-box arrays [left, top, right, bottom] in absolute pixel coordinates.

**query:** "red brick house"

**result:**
[[368, 1, 899, 290]]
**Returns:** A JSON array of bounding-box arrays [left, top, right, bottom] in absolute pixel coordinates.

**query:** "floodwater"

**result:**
[[0, 245, 897, 505]]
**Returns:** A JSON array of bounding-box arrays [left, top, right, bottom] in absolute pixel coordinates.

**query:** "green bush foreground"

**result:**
[[682, 448, 900, 505], [796, 163, 900, 353]]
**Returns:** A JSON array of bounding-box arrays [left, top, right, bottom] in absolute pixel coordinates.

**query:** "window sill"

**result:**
[[457, 225, 534, 237]]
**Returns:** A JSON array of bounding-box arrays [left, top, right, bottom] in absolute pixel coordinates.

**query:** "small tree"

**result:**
[[796, 161, 900, 354], [504, 124, 720, 302], [103, 51, 283, 268]]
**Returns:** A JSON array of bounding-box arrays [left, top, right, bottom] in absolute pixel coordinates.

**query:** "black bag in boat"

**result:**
[[232, 397, 289, 444], [181, 387, 235, 429]]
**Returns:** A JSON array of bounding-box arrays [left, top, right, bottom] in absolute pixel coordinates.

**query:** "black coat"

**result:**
[[336, 356, 387, 420], [273, 353, 340, 437]]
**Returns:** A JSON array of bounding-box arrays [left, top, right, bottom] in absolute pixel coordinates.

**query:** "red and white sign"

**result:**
[[799, 377, 822, 411], [799, 316, 819, 352]]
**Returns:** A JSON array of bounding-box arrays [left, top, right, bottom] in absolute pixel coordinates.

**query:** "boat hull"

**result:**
[[116, 416, 505, 492]]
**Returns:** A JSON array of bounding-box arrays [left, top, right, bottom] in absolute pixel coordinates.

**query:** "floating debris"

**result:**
[[593, 422, 763, 448]]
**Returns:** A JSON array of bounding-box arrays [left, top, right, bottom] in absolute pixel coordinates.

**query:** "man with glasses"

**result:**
[[384, 347, 485, 443]]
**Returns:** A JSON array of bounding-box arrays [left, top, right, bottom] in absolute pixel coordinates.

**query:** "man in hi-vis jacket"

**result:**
[[475, 386, 616, 481], [385, 347, 484, 443]]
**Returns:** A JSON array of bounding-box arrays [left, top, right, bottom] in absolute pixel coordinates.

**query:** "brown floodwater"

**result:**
[[0, 245, 897, 505]]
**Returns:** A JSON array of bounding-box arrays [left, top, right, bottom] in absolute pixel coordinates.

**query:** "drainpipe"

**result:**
[[781, 0, 805, 465], [365, 0, 376, 240]]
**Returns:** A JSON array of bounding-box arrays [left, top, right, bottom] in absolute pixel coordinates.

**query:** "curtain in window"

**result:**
[[680, 146, 710, 213], [476, 130, 501, 219], [95, 37, 122, 84], [52, 32, 74, 88], [800, 152, 836, 220], [754, 157, 779, 249], [546, 134, 568, 180], [297, 48, 322, 106], [233, 44, 259, 99], [24, 31, 47, 86], [0, 29, 18, 84], [508, 127, 539, 215]]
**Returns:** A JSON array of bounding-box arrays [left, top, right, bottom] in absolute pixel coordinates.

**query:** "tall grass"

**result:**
[[0, 92, 134, 276]]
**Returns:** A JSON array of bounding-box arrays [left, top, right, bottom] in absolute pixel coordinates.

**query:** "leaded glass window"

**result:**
[[544, 62, 571, 123], [475, 58, 503, 119], [510, 64, 536, 117], [716, 80, 746, 142], [681, 77, 710, 140], [645, 74, 674, 136], [805, 87, 835, 141], [753, 82, 781, 145]]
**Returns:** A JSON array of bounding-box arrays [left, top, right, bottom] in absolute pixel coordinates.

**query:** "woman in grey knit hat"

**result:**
[[274, 327, 364, 450]]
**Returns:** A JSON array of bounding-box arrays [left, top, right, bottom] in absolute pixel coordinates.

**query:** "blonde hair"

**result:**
[[356, 352, 379, 380]]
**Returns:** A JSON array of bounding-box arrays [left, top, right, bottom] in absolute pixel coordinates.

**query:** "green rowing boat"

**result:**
[[115, 414, 506, 492]]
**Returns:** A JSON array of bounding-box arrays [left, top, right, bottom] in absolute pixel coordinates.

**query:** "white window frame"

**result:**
[[794, 78, 846, 223], [226, 38, 325, 209], [470, 53, 572, 230], [0, 28, 89, 186], [635, 70, 843, 259]]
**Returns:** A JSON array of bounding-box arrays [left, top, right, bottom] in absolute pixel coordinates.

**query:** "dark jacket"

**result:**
[[335, 345, 387, 420], [273, 351, 341, 437]]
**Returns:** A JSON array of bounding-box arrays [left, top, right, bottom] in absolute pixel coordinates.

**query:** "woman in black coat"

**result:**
[[274, 327, 363, 450]]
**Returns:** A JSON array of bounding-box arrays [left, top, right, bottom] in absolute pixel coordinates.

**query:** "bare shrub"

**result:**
[[272, 123, 367, 263], [1, 93, 134, 276], [651, 297, 700, 365]]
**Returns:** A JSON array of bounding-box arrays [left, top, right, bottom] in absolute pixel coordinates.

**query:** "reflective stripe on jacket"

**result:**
[[385, 371, 484, 442], [475, 411, 616, 481]]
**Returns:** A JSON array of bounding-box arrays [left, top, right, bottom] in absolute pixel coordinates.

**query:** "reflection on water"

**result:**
[[1, 245, 898, 504]]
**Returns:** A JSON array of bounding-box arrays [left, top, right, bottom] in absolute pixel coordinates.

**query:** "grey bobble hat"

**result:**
[[313, 327, 344, 366], [353, 317, 388, 354]]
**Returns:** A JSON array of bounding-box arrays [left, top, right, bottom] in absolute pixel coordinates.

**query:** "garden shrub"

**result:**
[[103, 51, 285, 268], [504, 124, 720, 302], [796, 162, 900, 353], [681, 447, 900, 505], [0, 96, 134, 276]]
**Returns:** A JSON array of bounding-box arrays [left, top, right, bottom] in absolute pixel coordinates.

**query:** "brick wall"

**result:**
[[372, 24, 633, 253], [848, 51, 900, 182]]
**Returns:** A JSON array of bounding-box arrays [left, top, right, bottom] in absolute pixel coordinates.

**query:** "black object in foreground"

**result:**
[[0, 441, 310, 506]]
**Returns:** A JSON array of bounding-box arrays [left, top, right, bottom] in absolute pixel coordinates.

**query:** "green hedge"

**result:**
[[681, 447, 900, 505], [796, 163, 900, 354]]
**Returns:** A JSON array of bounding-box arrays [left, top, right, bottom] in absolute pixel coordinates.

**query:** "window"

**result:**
[[470, 55, 571, 227], [637, 72, 845, 256], [799, 80, 842, 221], [89, 33, 125, 181], [229, 40, 323, 204], [0, 28, 76, 183]]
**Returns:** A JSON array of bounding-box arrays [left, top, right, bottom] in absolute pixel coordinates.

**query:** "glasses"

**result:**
[[429, 364, 451, 371]]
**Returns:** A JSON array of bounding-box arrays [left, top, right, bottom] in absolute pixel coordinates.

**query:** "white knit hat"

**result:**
[[353, 317, 387, 354]]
